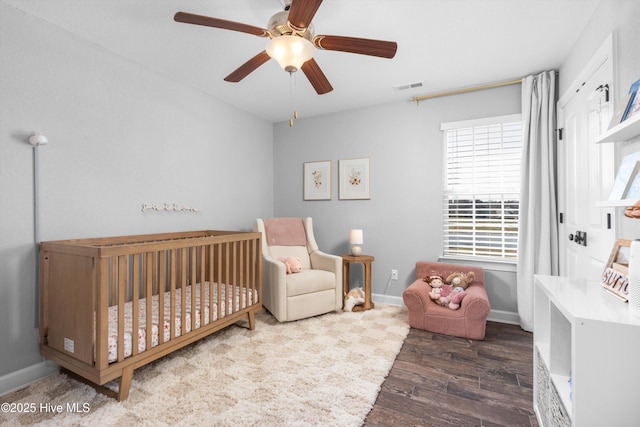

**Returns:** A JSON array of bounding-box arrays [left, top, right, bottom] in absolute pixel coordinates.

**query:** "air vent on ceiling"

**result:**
[[393, 81, 423, 92]]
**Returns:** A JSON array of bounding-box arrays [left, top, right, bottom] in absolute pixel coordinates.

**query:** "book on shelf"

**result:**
[[622, 78, 640, 122]]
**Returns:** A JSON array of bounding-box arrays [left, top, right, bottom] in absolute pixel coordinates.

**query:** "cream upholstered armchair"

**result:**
[[254, 217, 342, 322]]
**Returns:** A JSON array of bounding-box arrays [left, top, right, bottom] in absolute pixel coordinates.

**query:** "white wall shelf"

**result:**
[[595, 113, 640, 144], [595, 199, 636, 207], [533, 275, 640, 427]]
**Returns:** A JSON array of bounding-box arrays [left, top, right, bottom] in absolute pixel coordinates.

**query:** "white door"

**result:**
[[558, 50, 616, 279]]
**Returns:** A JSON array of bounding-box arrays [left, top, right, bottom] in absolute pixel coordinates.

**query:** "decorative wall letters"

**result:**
[[141, 202, 200, 213]]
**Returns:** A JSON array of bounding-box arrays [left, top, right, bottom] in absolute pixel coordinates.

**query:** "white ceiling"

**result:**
[[4, 0, 600, 123]]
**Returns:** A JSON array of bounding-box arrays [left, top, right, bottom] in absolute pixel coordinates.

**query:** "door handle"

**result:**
[[569, 231, 587, 246], [574, 231, 587, 246]]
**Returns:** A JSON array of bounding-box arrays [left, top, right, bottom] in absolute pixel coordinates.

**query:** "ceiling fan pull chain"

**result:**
[[289, 71, 296, 127], [294, 71, 299, 120]]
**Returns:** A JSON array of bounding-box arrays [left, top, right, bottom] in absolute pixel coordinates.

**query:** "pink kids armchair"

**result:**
[[403, 261, 491, 340]]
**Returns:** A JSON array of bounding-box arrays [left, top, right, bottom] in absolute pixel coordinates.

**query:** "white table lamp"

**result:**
[[350, 229, 363, 256]]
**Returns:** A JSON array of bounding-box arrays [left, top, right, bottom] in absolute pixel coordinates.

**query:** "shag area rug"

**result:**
[[1, 304, 408, 427]]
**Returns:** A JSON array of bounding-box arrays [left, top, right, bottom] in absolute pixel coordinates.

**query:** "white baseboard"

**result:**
[[0, 360, 59, 398], [372, 293, 404, 306], [487, 309, 520, 325]]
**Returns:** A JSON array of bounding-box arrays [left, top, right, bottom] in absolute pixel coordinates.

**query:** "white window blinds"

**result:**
[[441, 114, 522, 261]]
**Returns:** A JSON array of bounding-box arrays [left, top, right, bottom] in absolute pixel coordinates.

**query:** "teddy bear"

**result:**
[[343, 287, 365, 312], [445, 271, 475, 290], [423, 274, 468, 310], [278, 256, 302, 274]]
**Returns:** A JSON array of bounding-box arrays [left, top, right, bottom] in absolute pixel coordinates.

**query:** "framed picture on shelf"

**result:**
[[339, 157, 370, 200], [303, 160, 332, 200], [601, 239, 633, 301], [608, 151, 640, 201], [622, 162, 640, 199]]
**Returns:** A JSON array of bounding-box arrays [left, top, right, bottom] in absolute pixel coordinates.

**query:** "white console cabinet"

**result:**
[[534, 275, 640, 427]]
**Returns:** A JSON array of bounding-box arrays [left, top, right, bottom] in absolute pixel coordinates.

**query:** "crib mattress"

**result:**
[[105, 282, 256, 363]]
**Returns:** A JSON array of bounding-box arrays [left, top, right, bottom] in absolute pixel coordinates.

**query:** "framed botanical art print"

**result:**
[[303, 160, 332, 200], [339, 157, 370, 200]]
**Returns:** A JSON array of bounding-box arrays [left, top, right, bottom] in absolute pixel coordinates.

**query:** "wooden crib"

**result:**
[[39, 230, 261, 401]]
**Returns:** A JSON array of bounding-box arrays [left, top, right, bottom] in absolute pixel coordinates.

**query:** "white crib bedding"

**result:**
[[104, 282, 256, 363]]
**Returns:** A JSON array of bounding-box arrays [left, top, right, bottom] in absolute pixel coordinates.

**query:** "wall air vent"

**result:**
[[393, 81, 423, 92]]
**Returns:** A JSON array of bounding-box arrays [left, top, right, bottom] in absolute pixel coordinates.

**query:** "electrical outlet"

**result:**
[[391, 269, 398, 280]]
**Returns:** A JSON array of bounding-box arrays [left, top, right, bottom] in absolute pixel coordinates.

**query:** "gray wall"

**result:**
[[273, 85, 522, 319], [0, 5, 273, 388]]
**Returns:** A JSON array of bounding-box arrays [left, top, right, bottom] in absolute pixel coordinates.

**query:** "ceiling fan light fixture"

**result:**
[[266, 35, 314, 73]]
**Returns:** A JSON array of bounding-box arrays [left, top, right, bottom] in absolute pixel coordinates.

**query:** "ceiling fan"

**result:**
[[174, 0, 398, 95]]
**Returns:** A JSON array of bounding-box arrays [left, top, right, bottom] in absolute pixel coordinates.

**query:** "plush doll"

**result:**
[[344, 287, 365, 312], [278, 256, 302, 274], [424, 274, 467, 310], [423, 275, 446, 301]]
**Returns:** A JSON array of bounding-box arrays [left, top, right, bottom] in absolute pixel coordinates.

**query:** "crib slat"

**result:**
[[180, 248, 187, 336], [241, 240, 247, 309], [253, 237, 258, 304], [158, 250, 166, 345], [117, 256, 127, 362], [224, 242, 230, 317], [199, 246, 206, 328], [231, 241, 237, 314], [131, 255, 140, 357], [254, 237, 259, 305], [190, 246, 197, 332], [217, 243, 223, 321], [170, 249, 176, 340], [145, 252, 153, 353], [208, 244, 214, 324]]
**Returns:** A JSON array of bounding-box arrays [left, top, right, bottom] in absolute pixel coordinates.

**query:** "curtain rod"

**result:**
[[411, 78, 522, 105]]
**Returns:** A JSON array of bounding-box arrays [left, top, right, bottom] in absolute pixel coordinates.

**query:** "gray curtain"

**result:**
[[517, 70, 559, 332]]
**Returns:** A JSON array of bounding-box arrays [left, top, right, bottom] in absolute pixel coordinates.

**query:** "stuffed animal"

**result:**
[[344, 287, 365, 312], [625, 200, 640, 219], [446, 288, 467, 310], [423, 275, 445, 301], [278, 256, 302, 274], [445, 271, 475, 290], [424, 274, 467, 310]]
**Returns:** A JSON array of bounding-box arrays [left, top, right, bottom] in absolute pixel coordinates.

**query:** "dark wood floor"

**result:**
[[365, 321, 538, 427]]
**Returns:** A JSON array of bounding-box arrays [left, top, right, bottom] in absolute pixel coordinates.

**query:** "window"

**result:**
[[441, 114, 522, 261]]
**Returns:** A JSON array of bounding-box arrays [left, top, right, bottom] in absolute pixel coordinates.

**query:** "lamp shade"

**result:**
[[265, 35, 314, 73], [349, 229, 363, 245]]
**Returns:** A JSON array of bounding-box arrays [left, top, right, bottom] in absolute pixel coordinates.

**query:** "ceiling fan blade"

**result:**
[[313, 35, 397, 59], [174, 11, 268, 37], [301, 58, 333, 95], [224, 51, 271, 82], [287, 0, 323, 30]]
